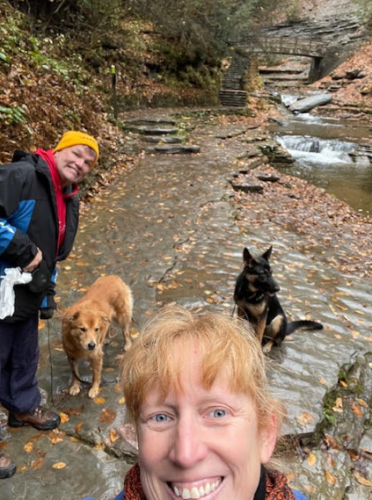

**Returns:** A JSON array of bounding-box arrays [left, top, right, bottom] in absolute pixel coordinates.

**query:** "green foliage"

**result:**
[[0, 10, 88, 88], [0, 105, 27, 125], [27, 35, 85, 83], [0, 15, 24, 65], [177, 65, 219, 88], [352, 0, 372, 22], [129, 0, 281, 69], [14, 0, 130, 29], [63, 109, 82, 126], [283, 0, 302, 23], [322, 390, 338, 427], [0, 51, 11, 65]]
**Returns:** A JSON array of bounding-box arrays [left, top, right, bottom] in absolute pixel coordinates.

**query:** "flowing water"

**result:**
[[268, 100, 372, 217], [1, 110, 372, 499]]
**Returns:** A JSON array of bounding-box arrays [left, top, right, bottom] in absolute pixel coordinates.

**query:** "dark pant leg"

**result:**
[[0, 316, 41, 415]]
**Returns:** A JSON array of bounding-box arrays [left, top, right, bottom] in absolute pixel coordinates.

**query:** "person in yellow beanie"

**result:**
[[53, 130, 99, 186], [0, 130, 98, 480]]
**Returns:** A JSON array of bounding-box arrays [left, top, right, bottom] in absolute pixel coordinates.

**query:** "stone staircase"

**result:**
[[219, 55, 249, 107]]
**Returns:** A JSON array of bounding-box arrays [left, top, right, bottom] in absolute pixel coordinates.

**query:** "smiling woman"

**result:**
[[83, 305, 309, 500], [0, 129, 99, 482]]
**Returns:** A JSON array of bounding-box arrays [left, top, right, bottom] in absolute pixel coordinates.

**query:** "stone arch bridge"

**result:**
[[219, 36, 326, 107], [235, 36, 325, 81]]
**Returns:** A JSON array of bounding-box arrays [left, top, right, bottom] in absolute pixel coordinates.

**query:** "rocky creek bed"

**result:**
[[1, 104, 372, 500]]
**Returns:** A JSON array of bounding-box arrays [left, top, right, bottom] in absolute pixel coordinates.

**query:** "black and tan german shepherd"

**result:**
[[234, 246, 323, 353]]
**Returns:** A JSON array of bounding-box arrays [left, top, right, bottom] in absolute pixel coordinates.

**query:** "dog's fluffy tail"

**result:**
[[286, 320, 323, 335]]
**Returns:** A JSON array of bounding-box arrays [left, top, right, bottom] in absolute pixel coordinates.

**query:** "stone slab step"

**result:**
[[151, 144, 201, 154], [141, 135, 184, 144]]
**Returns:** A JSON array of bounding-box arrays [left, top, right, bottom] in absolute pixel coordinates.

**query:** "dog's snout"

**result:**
[[87, 342, 96, 350]]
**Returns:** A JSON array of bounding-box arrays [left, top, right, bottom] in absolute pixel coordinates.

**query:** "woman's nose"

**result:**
[[169, 417, 208, 467], [76, 157, 86, 170]]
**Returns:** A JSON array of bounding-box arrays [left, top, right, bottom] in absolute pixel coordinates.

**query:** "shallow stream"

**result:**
[[268, 104, 372, 217]]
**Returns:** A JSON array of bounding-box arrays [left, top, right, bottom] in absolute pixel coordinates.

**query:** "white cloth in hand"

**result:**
[[0, 267, 32, 319]]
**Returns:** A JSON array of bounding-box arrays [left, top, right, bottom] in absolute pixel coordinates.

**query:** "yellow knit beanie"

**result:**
[[53, 131, 99, 168]]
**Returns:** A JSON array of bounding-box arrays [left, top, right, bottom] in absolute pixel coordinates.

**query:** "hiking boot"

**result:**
[[8, 405, 61, 431], [0, 453, 16, 479]]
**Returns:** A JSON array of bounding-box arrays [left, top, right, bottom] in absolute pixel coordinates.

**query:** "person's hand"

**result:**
[[23, 248, 43, 272]]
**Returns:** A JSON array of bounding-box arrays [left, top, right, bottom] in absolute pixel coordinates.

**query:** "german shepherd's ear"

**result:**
[[262, 246, 273, 261], [243, 247, 254, 265]]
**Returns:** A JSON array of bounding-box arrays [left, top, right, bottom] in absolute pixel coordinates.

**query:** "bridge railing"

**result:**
[[230, 36, 325, 58]]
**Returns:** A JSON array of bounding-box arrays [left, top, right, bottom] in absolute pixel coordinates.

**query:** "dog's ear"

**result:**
[[243, 247, 254, 265], [97, 311, 110, 323], [63, 311, 80, 322], [262, 246, 273, 261]]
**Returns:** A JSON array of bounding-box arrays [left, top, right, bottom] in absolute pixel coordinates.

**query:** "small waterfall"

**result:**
[[268, 106, 372, 215], [277, 135, 356, 166]]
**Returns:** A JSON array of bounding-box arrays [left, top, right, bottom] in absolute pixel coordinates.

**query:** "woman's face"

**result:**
[[137, 350, 277, 500], [54, 145, 95, 187]]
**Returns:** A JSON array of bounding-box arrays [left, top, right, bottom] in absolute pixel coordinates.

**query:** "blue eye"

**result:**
[[151, 413, 169, 422], [211, 409, 227, 418]]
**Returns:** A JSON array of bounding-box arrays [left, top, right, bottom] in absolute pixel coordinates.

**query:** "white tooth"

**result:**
[[198, 485, 205, 497], [182, 489, 191, 499], [191, 487, 200, 499], [174, 486, 180, 496], [204, 483, 211, 494]]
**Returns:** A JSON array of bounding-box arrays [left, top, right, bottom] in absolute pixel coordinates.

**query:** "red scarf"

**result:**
[[123, 464, 295, 500], [36, 148, 78, 251]]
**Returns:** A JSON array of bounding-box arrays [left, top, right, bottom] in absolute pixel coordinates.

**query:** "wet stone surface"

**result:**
[[1, 109, 372, 499]]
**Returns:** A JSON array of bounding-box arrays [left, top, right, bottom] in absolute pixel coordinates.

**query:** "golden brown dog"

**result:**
[[61, 275, 133, 398]]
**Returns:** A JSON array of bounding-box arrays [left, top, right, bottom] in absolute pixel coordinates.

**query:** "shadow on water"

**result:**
[[269, 111, 372, 217]]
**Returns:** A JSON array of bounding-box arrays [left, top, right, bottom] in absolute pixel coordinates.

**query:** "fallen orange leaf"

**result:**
[[31, 457, 44, 470], [49, 430, 64, 445], [333, 398, 343, 413], [109, 428, 118, 443], [24, 443, 34, 453], [94, 442, 105, 451], [307, 452, 317, 466], [303, 485, 315, 494], [75, 422, 83, 434], [52, 462, 66, 469], [324, 470, 337, 485], [354, 471, 372, 487], [60, 412, 69, 424], [356, 398, 368, 408], [349, 401, 363, 418], [93, 397, 106, 405], [100, 408, 116, 424], [296, 412, 314, 427]]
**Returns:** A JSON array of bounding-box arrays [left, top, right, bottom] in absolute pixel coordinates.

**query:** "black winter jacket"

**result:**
[[0, 151, 79, 321]]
